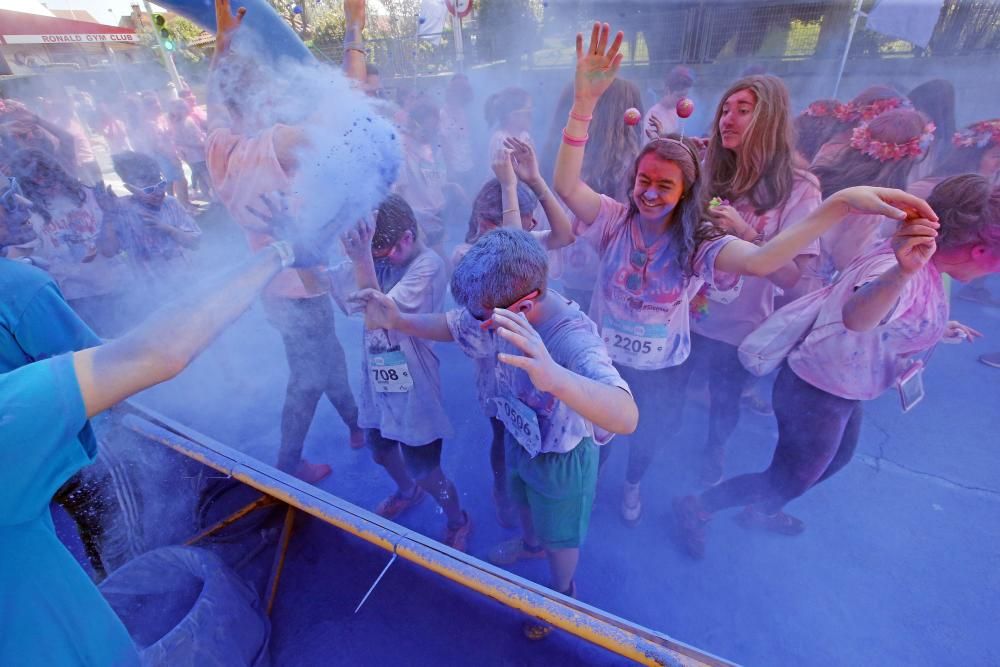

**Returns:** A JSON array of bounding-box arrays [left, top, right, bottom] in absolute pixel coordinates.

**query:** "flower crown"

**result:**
[[803, 101, 845, 119], [834, 96, 909, 124], [849, 121, 936, 162], [0, 98, 28, 118], [952, 120, 1000, 150]]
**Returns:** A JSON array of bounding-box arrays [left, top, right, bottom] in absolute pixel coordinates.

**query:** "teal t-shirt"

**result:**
[[0, 258, 101, 374], [0, 354, 139, 666]]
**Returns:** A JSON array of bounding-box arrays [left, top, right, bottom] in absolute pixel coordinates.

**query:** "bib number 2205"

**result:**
[[494, 396, 541, 457]]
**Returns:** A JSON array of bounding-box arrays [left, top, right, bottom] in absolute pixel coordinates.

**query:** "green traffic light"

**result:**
[[163, 39, 175, 51]]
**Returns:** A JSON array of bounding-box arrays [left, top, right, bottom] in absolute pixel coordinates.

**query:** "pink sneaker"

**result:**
[[443, 512, 473, 552], [294, 461, 332, 484], [375, 486, 426, 519], [672, 495, 711, 559], [735, 505, 805, 536]]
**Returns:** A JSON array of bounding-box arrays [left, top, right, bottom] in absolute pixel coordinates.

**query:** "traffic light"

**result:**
[[152, 13, 175, 51]]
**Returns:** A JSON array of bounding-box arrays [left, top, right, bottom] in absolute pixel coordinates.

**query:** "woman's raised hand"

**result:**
[[573, 22, 624, 110]]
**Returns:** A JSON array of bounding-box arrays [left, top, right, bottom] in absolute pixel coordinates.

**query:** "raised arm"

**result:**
[[492, 148, 523, 230], [73, 244, 285, 417], [714, 187, 939, 278], [342, 0, 368, 85], [341, 219, 379, 290], [506, 136, 575, 250], [842, 219, 938, 331], [553, 22, 624, 227], [349, 288, 455, 341]]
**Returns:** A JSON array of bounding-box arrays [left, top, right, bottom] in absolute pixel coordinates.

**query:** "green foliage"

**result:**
[[165, 16, 204, 43]]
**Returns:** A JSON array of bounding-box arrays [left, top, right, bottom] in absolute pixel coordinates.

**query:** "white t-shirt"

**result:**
[[350, 249, 454, 446]]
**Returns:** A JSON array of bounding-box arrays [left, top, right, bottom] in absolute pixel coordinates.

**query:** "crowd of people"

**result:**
[[3, 0, 1000, 661]]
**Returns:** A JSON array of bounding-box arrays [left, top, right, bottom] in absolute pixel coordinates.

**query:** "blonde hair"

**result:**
[[703, 75, 800, 214]]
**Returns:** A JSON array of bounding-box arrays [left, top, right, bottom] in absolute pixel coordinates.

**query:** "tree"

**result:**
[[165, 15, 205, 44]]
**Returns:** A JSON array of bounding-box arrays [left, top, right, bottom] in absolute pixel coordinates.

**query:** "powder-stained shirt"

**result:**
[[0, 355, 139, 667], [446, 294, 631, 456], [206, 125, 329, 299], [30, 188, 129, 301], [582, 194, 738, 370], [788, 245, 948, 401], [115, 196, 201, 283], [339, 249, 453, 446], [818, 211, 886, 281], [693, 172, 822, 346]]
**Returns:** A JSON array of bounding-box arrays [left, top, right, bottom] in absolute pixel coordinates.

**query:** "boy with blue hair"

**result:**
[[351, 228, 638, 638]]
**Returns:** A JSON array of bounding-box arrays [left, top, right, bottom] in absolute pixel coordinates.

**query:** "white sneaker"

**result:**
[[621, 481, 642, 525]]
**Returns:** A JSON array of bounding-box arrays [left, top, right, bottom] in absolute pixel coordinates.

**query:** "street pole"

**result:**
[[832, 0, 863, 99], [142, 0, 183, 94], [452, 12, 465, 73]]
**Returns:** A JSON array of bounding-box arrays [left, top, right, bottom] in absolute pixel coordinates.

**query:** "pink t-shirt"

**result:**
[[819, 211, 887, 281], [788, 246, 948, 401], [693, 173, 822, 346], [582, 195, 738, 370], [206, 125, 328, 299]]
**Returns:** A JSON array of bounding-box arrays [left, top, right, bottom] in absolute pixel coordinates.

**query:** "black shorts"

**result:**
[[367, 430, 443, 479]]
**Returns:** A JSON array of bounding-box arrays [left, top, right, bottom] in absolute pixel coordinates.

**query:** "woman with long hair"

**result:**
[[794, 99, 843, 163], [687, 74, 823, 489], [553, 23, 924, 525], [813, 108, 935, 277], [674, 175, 995, 556], [812, 85, 909, 168]]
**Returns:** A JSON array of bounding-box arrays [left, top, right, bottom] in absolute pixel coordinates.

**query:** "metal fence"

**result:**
[[311, 0, 1000, 79]]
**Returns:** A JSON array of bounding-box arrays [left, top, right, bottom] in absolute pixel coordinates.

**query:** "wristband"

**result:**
[[270, 240, 295, 268], [562, 128, 589, 147], [502, 207, 519, 216], [344, 43, 367, 56], [569, 110, 593, 123]]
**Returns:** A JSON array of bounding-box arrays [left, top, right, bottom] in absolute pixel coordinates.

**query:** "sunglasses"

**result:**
[[479, 289, 541, 330], [1, 177, 24, 212], [127, 179, 167, 196]]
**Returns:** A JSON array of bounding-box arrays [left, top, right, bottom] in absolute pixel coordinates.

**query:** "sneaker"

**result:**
[[672, 495, 710, 559], [294, 460, 332, 484], [488, 537, 546, 566], [493, 488, 518, 530], [735, 505, 805, 536], [522, 582, 574, 641], [443, 511, 473, 552], [375, 486, 425, 519], [620, 481, 642, 525], [979, 352, 1000, 369], [349, 428, 366, 450], [699, 447, 724, 487]]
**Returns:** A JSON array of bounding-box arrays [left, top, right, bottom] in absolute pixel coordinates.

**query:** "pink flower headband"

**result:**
[[952, 120, 1000, 150], [803, 101, 845, 119], [834, 96, 910, 124], [849, 121, 936, 162]]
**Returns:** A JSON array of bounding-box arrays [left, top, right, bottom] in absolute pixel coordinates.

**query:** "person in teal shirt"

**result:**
[[0, 153, 339, 663], [0, 176, 111, 578]]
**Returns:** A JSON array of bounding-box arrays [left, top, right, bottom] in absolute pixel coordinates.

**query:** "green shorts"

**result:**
[[506, 435, 599, 550]]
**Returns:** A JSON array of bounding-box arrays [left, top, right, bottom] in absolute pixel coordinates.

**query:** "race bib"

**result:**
[[494, 396, 542, 457], [602, 317, 669, 366], [370, 349, 414, 393]]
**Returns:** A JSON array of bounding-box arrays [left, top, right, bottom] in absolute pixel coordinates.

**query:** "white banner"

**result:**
[[3, 33, 136, 45]]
